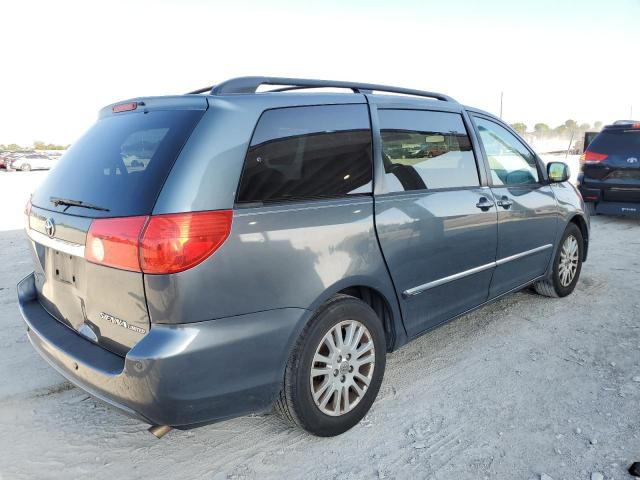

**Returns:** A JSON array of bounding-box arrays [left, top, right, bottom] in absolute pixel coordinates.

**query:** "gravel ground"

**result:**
[[0, 170, 639, 480]]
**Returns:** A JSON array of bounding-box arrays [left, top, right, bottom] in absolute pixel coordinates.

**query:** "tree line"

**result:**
[[509, 120, 603, 138], [0, 141, 69, 151]]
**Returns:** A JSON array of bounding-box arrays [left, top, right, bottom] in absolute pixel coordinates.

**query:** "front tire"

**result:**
[[275, 294, 386, 436], [534, 223, 583, 298]]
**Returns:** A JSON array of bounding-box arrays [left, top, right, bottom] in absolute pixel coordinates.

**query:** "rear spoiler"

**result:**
[[99, 96, 208, 119]]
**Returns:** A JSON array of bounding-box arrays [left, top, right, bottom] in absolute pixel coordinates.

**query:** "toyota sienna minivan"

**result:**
[[18, 77, 589, 437]]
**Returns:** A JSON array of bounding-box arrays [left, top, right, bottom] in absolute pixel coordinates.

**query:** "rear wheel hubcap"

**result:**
[[310, 320, 375, 416]]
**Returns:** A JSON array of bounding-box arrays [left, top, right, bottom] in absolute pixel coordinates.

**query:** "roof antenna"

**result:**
[[565, 130, 574, 160]]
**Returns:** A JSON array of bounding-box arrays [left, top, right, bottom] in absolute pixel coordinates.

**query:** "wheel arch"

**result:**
[[336, 285, 398, 352], [568, 213, 589, 261], [306, 278, 406, 352]]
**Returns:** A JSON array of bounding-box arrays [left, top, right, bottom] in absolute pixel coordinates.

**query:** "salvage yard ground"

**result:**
[[0, 169, 639, 480]]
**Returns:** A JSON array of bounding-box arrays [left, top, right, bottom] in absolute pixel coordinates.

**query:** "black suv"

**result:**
[[579, 120, 640, 216]]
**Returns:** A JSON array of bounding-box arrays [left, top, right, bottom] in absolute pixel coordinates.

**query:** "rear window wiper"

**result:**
[[50, 197, 110, 212]]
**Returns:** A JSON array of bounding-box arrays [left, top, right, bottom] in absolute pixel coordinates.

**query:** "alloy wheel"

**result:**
[[309, 320, 375, 416], [559, 234, 579, 287]]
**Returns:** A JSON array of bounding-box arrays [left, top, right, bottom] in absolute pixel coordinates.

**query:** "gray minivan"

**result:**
[[18, 77, 589, 437]]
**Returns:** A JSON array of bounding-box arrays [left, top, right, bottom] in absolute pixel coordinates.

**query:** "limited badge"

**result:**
[[99, 312, 146, 334]]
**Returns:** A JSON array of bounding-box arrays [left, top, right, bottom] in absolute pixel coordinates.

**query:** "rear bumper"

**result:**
[[18, 272, 308, 427], [577, 179, 602, 202], [579, 176, 640, 203], [595, 201, 640, 217], [578, 176, 640, 216]]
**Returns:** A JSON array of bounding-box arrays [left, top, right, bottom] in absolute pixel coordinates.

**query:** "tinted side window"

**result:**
[[236, 104, 372, 204], [379, 109, 479, 192], [474, 117, 539, 186]]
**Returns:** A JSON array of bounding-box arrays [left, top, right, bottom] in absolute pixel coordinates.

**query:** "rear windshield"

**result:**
[[31, 109, 204, 217], [589, 129, 640, 155]]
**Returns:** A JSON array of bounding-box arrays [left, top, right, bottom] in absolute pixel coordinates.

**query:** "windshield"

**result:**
[[31, 109, 204, 217]]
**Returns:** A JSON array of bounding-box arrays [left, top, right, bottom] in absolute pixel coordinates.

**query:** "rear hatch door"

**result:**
[[583, 128, 640, 201], [27, 97, 206, 355]]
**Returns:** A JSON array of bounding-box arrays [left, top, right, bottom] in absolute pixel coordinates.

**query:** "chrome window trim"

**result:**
[[27, 228, 85, 258], [403, 244, 553, 297]]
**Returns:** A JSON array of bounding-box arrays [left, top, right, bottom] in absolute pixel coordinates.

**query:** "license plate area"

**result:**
[[53, 250, 77, 284]]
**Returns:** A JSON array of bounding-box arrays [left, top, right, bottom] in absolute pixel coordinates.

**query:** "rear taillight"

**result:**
[[580, 151, 608, 164], [86, 216, 148, 271], [85, 210, 232, 274], [140, 211, 232, 274]]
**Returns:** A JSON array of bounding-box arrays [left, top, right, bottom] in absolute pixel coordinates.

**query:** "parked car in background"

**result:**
[[18, 77, 589, 438], [579, 120, 640, 216], [1, 152, 25, 168], [9, 153, 55, 171], [1, 152, 24, 169], [0, 152, 10, 169]]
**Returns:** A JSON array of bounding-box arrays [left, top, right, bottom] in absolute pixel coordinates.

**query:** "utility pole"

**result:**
[[500, 91, 503, 119]]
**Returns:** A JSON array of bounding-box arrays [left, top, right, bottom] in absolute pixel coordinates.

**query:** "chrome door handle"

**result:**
[[475, 197, 494, 211], [496, 196, 513, 209]]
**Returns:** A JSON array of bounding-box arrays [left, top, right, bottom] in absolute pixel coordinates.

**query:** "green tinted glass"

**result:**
[[548, 162, 568, 182]]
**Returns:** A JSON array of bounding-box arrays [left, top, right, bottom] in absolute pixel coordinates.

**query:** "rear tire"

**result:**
[[21, 164, 31, 172], [534, 223, 583, 298], [586, 202, 596, 216], [275, 294, 386, 436]]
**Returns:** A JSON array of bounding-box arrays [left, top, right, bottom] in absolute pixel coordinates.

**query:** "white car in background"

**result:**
[[10, 153, 55, 171]]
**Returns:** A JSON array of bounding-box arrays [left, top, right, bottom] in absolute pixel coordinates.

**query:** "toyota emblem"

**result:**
[[45, 218, 56, 238]]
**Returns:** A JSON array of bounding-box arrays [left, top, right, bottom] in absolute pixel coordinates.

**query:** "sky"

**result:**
[[1, 0, 638, 146]]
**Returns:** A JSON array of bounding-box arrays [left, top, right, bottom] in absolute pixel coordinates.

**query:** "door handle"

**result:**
[[496, 196, 513, 209], [475, 197, 494, 211]]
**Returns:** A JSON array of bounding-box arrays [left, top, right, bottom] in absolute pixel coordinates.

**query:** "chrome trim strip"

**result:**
[[402, 243, 554, 297], [28, 229, 85, 257], [403, 261, 495, 297], [495, 244, 553, 266], [234, 200, 372, 217]]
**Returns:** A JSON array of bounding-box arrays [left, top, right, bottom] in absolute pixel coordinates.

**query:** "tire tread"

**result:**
[[533, 278, 560, 298], [534, 223, 583, 298], [274, 294, 355, 430]]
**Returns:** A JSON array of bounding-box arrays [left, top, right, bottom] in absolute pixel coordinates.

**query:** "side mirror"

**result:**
[[547, 162, 570, 183]]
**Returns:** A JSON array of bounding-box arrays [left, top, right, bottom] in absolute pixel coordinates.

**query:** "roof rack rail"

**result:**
[[187, 76, 456, 102], [612, 119, 640, 125]]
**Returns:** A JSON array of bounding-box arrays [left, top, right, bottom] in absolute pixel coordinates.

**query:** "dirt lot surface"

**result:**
[[1, 170, 639, 480]]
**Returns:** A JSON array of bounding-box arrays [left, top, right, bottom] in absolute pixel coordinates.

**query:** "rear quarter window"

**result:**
[[236, 104, 372, 204], [31, 109, 204, 217]]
